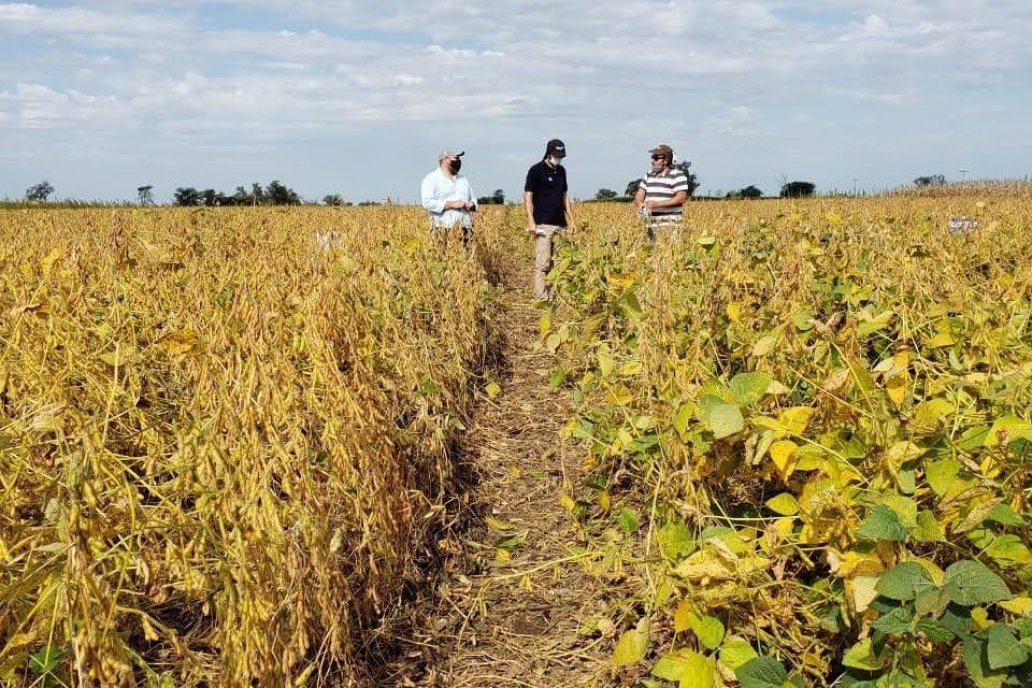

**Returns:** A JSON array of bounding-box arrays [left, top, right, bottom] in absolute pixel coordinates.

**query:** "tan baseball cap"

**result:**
[[649, 144, 674, 159]]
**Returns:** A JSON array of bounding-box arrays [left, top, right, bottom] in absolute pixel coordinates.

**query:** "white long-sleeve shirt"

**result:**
[[421, 167, 477, 228]]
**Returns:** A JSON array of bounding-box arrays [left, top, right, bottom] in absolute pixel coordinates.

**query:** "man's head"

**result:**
[[544, 139, 566, 164], [439, 148, 465, 174], [649, 144, 674, 170]]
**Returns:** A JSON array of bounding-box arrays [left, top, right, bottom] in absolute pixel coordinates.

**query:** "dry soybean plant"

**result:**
[[0, 206, 503, 686]]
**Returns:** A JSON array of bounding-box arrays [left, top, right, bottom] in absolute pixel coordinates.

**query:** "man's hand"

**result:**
[[526, 222, 537, 235]]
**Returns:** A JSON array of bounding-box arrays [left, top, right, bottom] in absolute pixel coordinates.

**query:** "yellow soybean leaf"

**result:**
[[779, 407, 815, 434], [999, 597, 1032, 616], [769, 440, 799, 479], [607, 385, 634, 405], [751, 335, 778, 357], [928, 332, 957, 348], [613, 620, 650, 668], [852, 575, 881, 613], [674, 600, 693, 633], [765, 492, 799, 516], [886, 381, 907, 406], [726, 302, 743, 323]]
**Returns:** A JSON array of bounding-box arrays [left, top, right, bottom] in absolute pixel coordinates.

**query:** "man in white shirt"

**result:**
[[421, 148, 477, 243]]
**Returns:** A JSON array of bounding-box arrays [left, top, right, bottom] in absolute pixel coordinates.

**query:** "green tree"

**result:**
[[595, 188, 618, 200], [726, 185, 763, 199], [137, 185, 154, 205], [477, 188, 506, 205], [173, 187, 202, 206], [266, 180, 301, 205], [674, 161, 701, 197], [780, 181, 816, 198], [625, 179, 643, 197], [25, 180, 54, 202]]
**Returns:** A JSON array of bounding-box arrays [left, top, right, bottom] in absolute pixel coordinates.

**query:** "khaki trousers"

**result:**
[[534, 224, 562, 300]]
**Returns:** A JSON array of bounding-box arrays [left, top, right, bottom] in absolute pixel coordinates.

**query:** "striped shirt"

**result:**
[[639, 168, 689, 224]]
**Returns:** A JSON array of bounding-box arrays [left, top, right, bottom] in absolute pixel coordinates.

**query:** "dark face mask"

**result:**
[[448, 158, 462, 174]]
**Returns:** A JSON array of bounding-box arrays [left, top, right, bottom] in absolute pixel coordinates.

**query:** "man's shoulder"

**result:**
[[422, 168, 442, 183], [527, 160, 547, 173]]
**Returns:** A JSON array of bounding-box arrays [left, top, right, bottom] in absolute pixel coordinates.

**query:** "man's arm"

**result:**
[[421, 175, 445, 213], [633, 186, 646, 211], [563, 193, 577, 232], [646, 191, 687, 209], [465, 179, 477, 211], [523, 191, 536, 234]]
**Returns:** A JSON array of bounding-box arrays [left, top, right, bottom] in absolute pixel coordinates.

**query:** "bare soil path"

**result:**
[[376, 255, 606, 687]]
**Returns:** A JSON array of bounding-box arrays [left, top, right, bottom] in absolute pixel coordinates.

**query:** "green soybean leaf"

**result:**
[[913, 510, 945, 543], [690, 614, 725, 650], [842, 638, 884, 671], [985, 624, 1029, 670], [617, 508, 640, 534], [875, 562, 935, 601], [730, 372, 772, 407], [705, 403, 744, 440], [871, 606, 914, 634], [988, 503, 1025, 527], [925, 459, 961, 497], [656, 520, 694, 561], [28, 645, 63, 675], [962, 637, 1007, 688], [944, 560, 1012, 607], [719, 639, 758, 671], [916, 618, 956, 643], [735, 656, 788, 688], [857, 505, 907, 542]]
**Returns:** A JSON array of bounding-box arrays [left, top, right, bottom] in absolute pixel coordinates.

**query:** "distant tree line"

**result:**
[[173, 181, 302, 206], [477, 188, 506, 205], [914, 174, 946, 187]]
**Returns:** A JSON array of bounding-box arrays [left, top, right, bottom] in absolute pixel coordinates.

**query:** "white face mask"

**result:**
[[547, 156, 562, 167], [650, 162, 664, 174]]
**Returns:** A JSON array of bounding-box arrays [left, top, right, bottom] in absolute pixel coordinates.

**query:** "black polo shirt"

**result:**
[[524, 161, 568, 226]]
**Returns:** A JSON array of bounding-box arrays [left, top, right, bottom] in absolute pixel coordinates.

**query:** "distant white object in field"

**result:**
[[948, 217, 979, 236], [315, 229, 341, 250]]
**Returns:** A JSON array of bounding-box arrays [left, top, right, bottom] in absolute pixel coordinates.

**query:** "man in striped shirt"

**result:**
[[634, 144, 689, 238]]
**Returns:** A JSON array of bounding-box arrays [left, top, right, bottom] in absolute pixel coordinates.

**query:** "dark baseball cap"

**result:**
[[545, 139, 566, 157]]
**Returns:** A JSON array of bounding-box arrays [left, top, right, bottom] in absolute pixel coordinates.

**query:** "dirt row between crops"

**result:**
[[371, 251, 607, 687]]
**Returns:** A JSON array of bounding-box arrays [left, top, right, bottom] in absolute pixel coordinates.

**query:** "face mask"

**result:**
[[448, 158, 462, 174], [547, 156, 562, 167], [650, 163, 664, 174]]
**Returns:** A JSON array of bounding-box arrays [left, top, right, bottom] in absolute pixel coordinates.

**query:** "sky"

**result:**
[[1, 1, 1030, 203]]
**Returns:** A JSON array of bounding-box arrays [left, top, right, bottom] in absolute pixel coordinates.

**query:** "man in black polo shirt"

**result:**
[[524, 138, 577, 301]]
